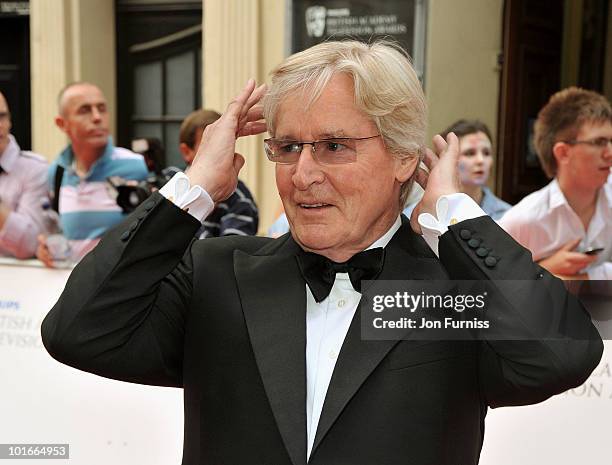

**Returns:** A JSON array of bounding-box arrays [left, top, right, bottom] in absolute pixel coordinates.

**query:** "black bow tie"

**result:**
[[296, 248, 385, 303]]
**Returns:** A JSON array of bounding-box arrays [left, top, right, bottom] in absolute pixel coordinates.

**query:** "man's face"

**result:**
[[0, 93, 11, 155], [56, 84, 109, 150], [563, 121, 612, 190], [457, 131, 493, 187], [274, 74, 416, 261]]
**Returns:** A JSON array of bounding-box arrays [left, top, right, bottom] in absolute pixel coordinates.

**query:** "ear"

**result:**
[[395, 155, 419, 183], [552, 141, 570, 166], [179, 142, 195, 165], [55, 115, 66, 132]]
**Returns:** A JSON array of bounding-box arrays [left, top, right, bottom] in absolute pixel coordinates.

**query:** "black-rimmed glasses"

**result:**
[[264, 135, 381, 165]]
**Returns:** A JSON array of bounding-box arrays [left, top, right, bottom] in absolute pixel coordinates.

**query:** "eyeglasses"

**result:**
[[564, 137, 612, 149], [264, 135, 381, 165]]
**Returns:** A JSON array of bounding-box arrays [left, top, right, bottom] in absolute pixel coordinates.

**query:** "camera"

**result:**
[[107, 167, 181, 213]]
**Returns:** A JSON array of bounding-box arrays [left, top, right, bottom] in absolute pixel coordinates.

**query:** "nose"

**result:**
[[91, 107, 102, 122], [292, 144, 325, 190], [474, 151, 486, 164]]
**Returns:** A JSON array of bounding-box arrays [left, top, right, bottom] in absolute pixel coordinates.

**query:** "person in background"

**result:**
[[179, 108, 258, 237], [0, 91, 48, 258], [36, 82, 148, 267], [403, 119, 510, 220], [499, 87, 611, 279]]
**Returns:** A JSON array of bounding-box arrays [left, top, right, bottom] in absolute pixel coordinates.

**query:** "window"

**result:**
[[116, 1, 202, 168]]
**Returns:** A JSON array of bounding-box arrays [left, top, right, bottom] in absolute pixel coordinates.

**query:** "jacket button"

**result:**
[[460, 229, 472, 240], [129, 221, 139, 232], [476, 247, 489, 258], [484, 256, 497, 267], [120, 231, 131, 242], [468, 238, 481, 249], [144, 199, 156, 211]]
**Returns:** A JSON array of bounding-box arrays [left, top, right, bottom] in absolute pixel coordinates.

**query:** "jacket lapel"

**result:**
[[311, 218, 446, 454], [234, 236, 308, 465]]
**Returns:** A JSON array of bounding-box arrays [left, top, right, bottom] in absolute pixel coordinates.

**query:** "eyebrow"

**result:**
[[275, 129, 348, 140]]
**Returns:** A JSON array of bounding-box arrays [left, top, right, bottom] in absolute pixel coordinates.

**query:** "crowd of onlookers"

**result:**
[[0, 82, 259, 268], [0, 83, 610, 279]]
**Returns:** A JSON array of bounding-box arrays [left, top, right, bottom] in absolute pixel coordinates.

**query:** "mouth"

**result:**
[[299, 203, 332, 209]]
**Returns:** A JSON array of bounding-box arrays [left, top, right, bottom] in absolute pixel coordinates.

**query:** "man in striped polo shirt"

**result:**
[[179, 109, 259, 238], [36, 82, 148, 267]]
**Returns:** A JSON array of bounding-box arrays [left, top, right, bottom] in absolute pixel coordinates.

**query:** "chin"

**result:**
[[291, 225, 337, 252]]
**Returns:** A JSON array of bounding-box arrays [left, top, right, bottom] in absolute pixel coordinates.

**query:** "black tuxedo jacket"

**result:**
[[42, 193, 602, 465]]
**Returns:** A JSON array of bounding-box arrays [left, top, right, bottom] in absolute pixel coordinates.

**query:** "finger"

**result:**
[[422, 147, 439, 172], [237, 121, 268, 137], [566, 253, 597, 266], [244, 84, 267, 111], [225, 79, 257, 120], [561, 237, 582, 251], [432, 134, 448, 157], [414, 166, 429, 189], [233, 152, 246, 175], [37, 234, 47, 245], [245, 105, 264, 123], [443, 132, 460, 161], [238, 105, 265, 131], [239, 84, 267, 122]]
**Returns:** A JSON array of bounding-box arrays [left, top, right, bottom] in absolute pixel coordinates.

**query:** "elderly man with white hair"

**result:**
[[42, 41, 602, 465]]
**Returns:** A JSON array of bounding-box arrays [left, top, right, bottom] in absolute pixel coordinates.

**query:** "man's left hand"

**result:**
[[410, 133, 461, 234]]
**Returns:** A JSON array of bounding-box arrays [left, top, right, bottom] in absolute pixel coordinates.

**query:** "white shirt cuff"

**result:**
[[158, 172, 214, 222], [418, 193, 486, 257]]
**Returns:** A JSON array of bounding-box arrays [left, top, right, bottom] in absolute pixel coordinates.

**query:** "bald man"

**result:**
[[0, 91, 48, 258], [36, 82, 148, 267]]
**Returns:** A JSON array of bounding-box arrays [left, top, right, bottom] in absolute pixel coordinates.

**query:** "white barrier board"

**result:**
[[0, 262, 183, 464], [1, 261, 610, 464]]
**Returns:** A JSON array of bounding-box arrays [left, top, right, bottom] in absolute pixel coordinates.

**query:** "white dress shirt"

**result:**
[[499, 179, 612, 279], [159, 172, 486, 459]]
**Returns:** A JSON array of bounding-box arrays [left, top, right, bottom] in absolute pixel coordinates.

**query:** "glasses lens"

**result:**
[[593, 137, 611, 148], [265, 140, 302, 164], [314, 138, 358, 164]]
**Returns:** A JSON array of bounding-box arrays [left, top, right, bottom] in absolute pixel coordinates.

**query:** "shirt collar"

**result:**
[[58, 137, 114, 177], [549, 177, 612, 210], [479, 186, 492, 208], [0, 135, 20, 173], [548, 178, 569, 210], [602, 179, 612, 206]]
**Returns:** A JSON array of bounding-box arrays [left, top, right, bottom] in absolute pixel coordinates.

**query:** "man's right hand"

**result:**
[[186, 79, 267, 203], [36, 235, 54, 268], [538, 238, 597, 277]]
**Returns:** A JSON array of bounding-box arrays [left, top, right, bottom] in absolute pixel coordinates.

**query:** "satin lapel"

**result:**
[[312, 220, 445, 454], [234, 243, 307, 465]]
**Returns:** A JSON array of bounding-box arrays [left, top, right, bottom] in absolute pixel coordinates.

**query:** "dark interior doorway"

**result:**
[[497, 0, 610, 204], [0, 10, 31, 150], [116, 0, 202, 169]]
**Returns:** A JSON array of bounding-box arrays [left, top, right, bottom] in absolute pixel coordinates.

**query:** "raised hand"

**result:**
[[410, 133, 461, 234], [186, 79, 267, 202]]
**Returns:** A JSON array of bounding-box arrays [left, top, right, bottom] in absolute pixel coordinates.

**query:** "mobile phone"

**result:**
[[583, 247, 604, 255]]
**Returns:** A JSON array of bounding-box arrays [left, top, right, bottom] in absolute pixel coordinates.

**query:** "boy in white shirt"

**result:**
[[500, 87, 612, 279]]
